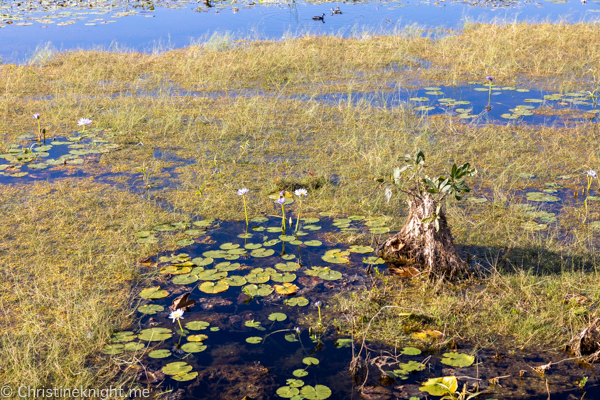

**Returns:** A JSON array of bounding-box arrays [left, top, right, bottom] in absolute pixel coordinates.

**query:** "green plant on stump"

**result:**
[[378, 150, 476, 280]]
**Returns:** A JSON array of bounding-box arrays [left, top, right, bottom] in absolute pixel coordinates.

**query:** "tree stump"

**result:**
[[378, 192, 468, 280]]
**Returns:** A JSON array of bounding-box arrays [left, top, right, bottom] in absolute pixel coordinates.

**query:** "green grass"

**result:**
[[1, 21, 600, 388]]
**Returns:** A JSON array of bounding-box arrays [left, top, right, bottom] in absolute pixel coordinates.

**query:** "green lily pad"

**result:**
[[181, 342, 207, 353], [526, 192, 560, 202], [199, 280, 229, 294], [285, 297, 309, 307], [318, 269, 342, 281], [280, 235, 297, 242], [251, 216, 269, 223], [419, 377, 458, 396], [188, 334, 208, 342], [303, 225, 321, 231], [401, 347, 422, 355], [111, 331, 136, 343], [245, 243, 262, 249], [334, 339, 353, 348], [138, 328, 173, 341], [304, 240, 322, 246], [441, 352, 475, 367], [285, 333, 299, 342], [363, 256, 385, 264], [139, 286, 169, 299], [203, 250, 229, 258], [268, 312, 287, 322], [267, 227, 284, 233], [399, 360, 425, 372], [349, 245, 374, 253], [148, 349, 172, 359], [215, 262, 241, 271], [172, 371, 198, 382], [276, 262, 301, 272], [303, 357, 319, 365], [176, 238, 195, 246], [246, 272, 270, 284], [287, 379, 304, 388], [197, 269, 228, 281], [222, 275, 247, 286], [138, 304, 164, 315], [245, 319, 266, 330], [369, 227, 390, 234], [124, 342, 145, 351], [220, 242, 240, 250], [243, 284, 274, 297], [162, 362, 193, 375], [246, 336, 263, 344], [251, 248, 275, 258], [293, 369, 308, 377], [193, 219, 214, 227], [409, 97, 429, 102], [263, 239, 281, 246], [277, 387, 300, 398], [103, 344, 124, 355], [172, 273, 199, 285], [186, 321, 210, 330], [271, 273, 297, 283], [300, 385, 331, 400]]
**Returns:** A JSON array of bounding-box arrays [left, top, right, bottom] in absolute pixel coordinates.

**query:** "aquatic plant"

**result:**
[[315, 300, 323, 325], [32, 113, 44, 142], [379, 150, 476, 279], [277, 193, 287, 233], [294, 188, 308, 233], [584, 170, 597, 216], [485, 76, 493, 111], [77, 118, 92, 132], [169, 309, 185, 334], [237, 188, 250, 226]]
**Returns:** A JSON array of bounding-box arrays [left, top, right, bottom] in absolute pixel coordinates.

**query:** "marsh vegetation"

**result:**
[[2, 21, 600, 399]]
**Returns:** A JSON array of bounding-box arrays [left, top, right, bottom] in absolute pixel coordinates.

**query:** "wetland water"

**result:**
[[1, 0, 599, 63]]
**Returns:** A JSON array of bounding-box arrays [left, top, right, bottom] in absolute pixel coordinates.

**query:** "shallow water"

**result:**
[[1, 0, 599, 63]]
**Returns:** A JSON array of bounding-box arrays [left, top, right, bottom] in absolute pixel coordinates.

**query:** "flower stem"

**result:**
[[281, 203, 286, 234], [242, 195, 249, 226], [177, 319, 184, 335], [317, 305, 322, 325], [295, 198, 302, 233], [487, 81, 492, 109]]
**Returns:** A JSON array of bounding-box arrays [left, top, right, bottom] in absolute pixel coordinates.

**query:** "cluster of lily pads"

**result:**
[[0, 129, 119, 178], [407, 82, 599, 122]]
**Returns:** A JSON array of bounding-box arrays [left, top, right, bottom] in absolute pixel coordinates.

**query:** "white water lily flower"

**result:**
[[237, 188, 249, 196], [588, 170, 597, 179], [77, 118, 92, 126], [294, 188, 308, 197], [169, 309, 184, 322]]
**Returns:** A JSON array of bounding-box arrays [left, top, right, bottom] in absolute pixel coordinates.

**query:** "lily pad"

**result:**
[[285, 333, 299, 342], [349, 245, 374, 253], [334, 339, 353, 348], [245, 243, 262, 249], [246, 336, 263, 344], [303, 240, 322, 247], [138, 328, 173, 341], [271, 273, 297, 283], [441, 352, 475, 367], [162, 361, 193, 375], [303, 357, 319, 365], [172, 371, 198, 382], [186, 321, 210, 330], [363, 256, 385, 264], [275, 262, 301, 272], [181, 342, 207, 353], [138, 304, 164, 315], [275, 283, 300, 295], [197, 269, 228, 281], [103, 344, 124, 355], [124, 342, 145, 351], [285, 297, 309, 306], [277, 387, 300, 398], [293, 369, 309, 377], [318, 269, 342, 281], [172, 273, 199, 285], [199, 280, 229, 294], [268, 312, 287, 322], [215, 262, 241, 272], [401, 347, 422, 355], [419, 376, 458, 396], [300, 385, 331, 400], [111, 331, 136, 343], [287, 379, 304, 388], [222, 275, 247, 286], [399, 360, 425, 372], [188, 334, 208, 342], [526, 192, 560, 202], [251, 248, 275, 258], [243, 284, 274, 297], [139, 286, 169, 299], [148, 349, 172, 358]]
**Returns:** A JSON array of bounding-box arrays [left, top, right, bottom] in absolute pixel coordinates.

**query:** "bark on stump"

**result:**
[[378, 192, 468, 280]]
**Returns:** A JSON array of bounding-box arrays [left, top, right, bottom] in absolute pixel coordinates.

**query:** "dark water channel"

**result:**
[[109, 216, 600, 400]]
